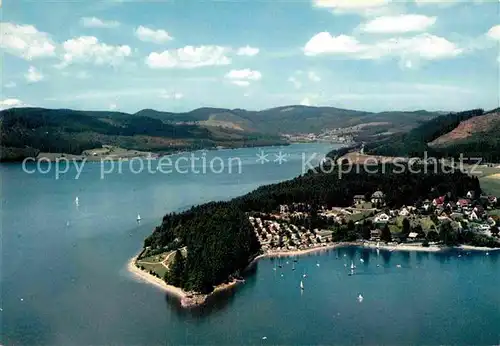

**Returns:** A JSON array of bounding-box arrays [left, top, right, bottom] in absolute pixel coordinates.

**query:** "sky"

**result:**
[[1, 0, 499, 113]]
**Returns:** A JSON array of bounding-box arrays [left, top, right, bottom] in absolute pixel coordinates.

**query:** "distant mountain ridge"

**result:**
[[0, 107, 284, 161], [0, 105, 442, 161], [133, 106, 440, 135]]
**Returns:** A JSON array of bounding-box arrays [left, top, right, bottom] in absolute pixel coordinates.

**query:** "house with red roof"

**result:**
[[432, 196, 445, 206], [457, 199, 471, 208]]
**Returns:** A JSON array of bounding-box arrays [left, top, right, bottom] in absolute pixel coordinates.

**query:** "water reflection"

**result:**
[[381, 250, 392, 266], [400, 251, 411, 266], [360, 249, 371, 265]]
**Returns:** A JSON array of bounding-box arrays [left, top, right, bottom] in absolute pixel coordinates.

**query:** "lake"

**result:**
[[1, 143, 499, 345]]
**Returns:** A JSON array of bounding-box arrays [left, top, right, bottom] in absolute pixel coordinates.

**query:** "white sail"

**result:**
[[300, 280, 304, 290], [350, 261, 355, 270], [137, 214, 141, 222], [75, 196, 79, 207]]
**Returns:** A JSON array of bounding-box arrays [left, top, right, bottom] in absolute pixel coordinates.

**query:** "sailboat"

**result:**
[[302, 269, 307, 278], [300, 280, 304, 290], [350, 261, 356, 270], [292, 262, 296, 271], [357, 294, 364, 302], [75, 196, 79, 207], [136, 214, 141, 222], [376, 241, 380, 249]]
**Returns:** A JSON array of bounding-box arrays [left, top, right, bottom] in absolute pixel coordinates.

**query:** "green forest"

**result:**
[[142, 161, 484, 293], [0, 107, 285, 161]]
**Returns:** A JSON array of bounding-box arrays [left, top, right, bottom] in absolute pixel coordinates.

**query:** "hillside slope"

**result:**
[[429, 110, 500, 147], [365, 109, 486, 158], [0, 107, 285, 161]]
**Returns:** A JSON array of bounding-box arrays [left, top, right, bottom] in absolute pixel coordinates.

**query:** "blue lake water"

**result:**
[[1, 143, 499, 345]]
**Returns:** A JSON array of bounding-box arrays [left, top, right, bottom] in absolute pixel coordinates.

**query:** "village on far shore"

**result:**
[[250, 190, 500, 253]]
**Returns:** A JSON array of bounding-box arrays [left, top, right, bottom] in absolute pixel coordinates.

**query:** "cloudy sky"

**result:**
[[1, 0, 499, 113]]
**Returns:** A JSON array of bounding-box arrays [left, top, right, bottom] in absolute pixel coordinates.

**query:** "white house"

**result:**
[[469, 211, 480, 221], [399, 207, 410, 217], [408, 232, 419, 240], [374, 213, 391, 223], [371, 191, 386, 205], [466, 191, 475, 199]]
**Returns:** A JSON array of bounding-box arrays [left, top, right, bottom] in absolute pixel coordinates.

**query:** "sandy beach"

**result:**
[[127, 257, 187, 299], [127, 256, 244, 307]]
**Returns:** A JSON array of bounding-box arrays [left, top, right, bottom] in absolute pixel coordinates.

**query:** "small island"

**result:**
[[129, 160, 500, 307]]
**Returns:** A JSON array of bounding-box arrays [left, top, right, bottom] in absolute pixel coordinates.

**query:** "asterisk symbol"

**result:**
[[256, 150, 269, 164], [274, 151, 288, 164]]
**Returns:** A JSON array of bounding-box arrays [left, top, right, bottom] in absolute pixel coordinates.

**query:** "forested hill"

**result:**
[[142, 162, 481, 293], [427, 109, 500, 162], [0, 107, 285, 161], [365, 109, 493, 159], [135, 106, 439, 135]]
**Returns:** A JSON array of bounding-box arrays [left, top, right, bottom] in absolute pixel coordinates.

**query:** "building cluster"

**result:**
[[282, 131, 354, 144], [249, 216, 331, 252], [251, 188, 499, 250], [356, 190, 499, 238]]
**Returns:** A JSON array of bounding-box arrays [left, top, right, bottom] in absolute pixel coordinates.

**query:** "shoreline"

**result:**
[[127, 256, 243, 307], [129, 241, 499, 308], [252, 241, 500, 261], [7, 142, 293, 163]]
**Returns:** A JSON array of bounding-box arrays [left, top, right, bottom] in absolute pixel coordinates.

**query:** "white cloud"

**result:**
[[359, 14, 436, 33], [109, 103, 117, 110], [308, 71, 321, 82], [25, 66, 44, 82], [146, 45, 231, 69], [313, 0, 392, 15], [374, 34, 463, 60], [231, 80, 251, 87], [80, 17, 120, 29], [225, 69, 262, 87], [4, 82, 17, 88], [487, 25, 500, 41], [236, 45, 260, 56], [415, 0, 460, 6], [160, 91, 184, 99], [288, 76, 302, 89], [304, 32, 462, 64], [0, 98, 29, 110], [135, 25, 173, 44], [225, 69, 262, 81], [58, 36, 131, 67], [0, 22, 56, 60], [304, 32, 366, 56]]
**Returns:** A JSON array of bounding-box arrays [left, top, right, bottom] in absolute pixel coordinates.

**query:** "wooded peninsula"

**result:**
[[133, 155, 500, 305]]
